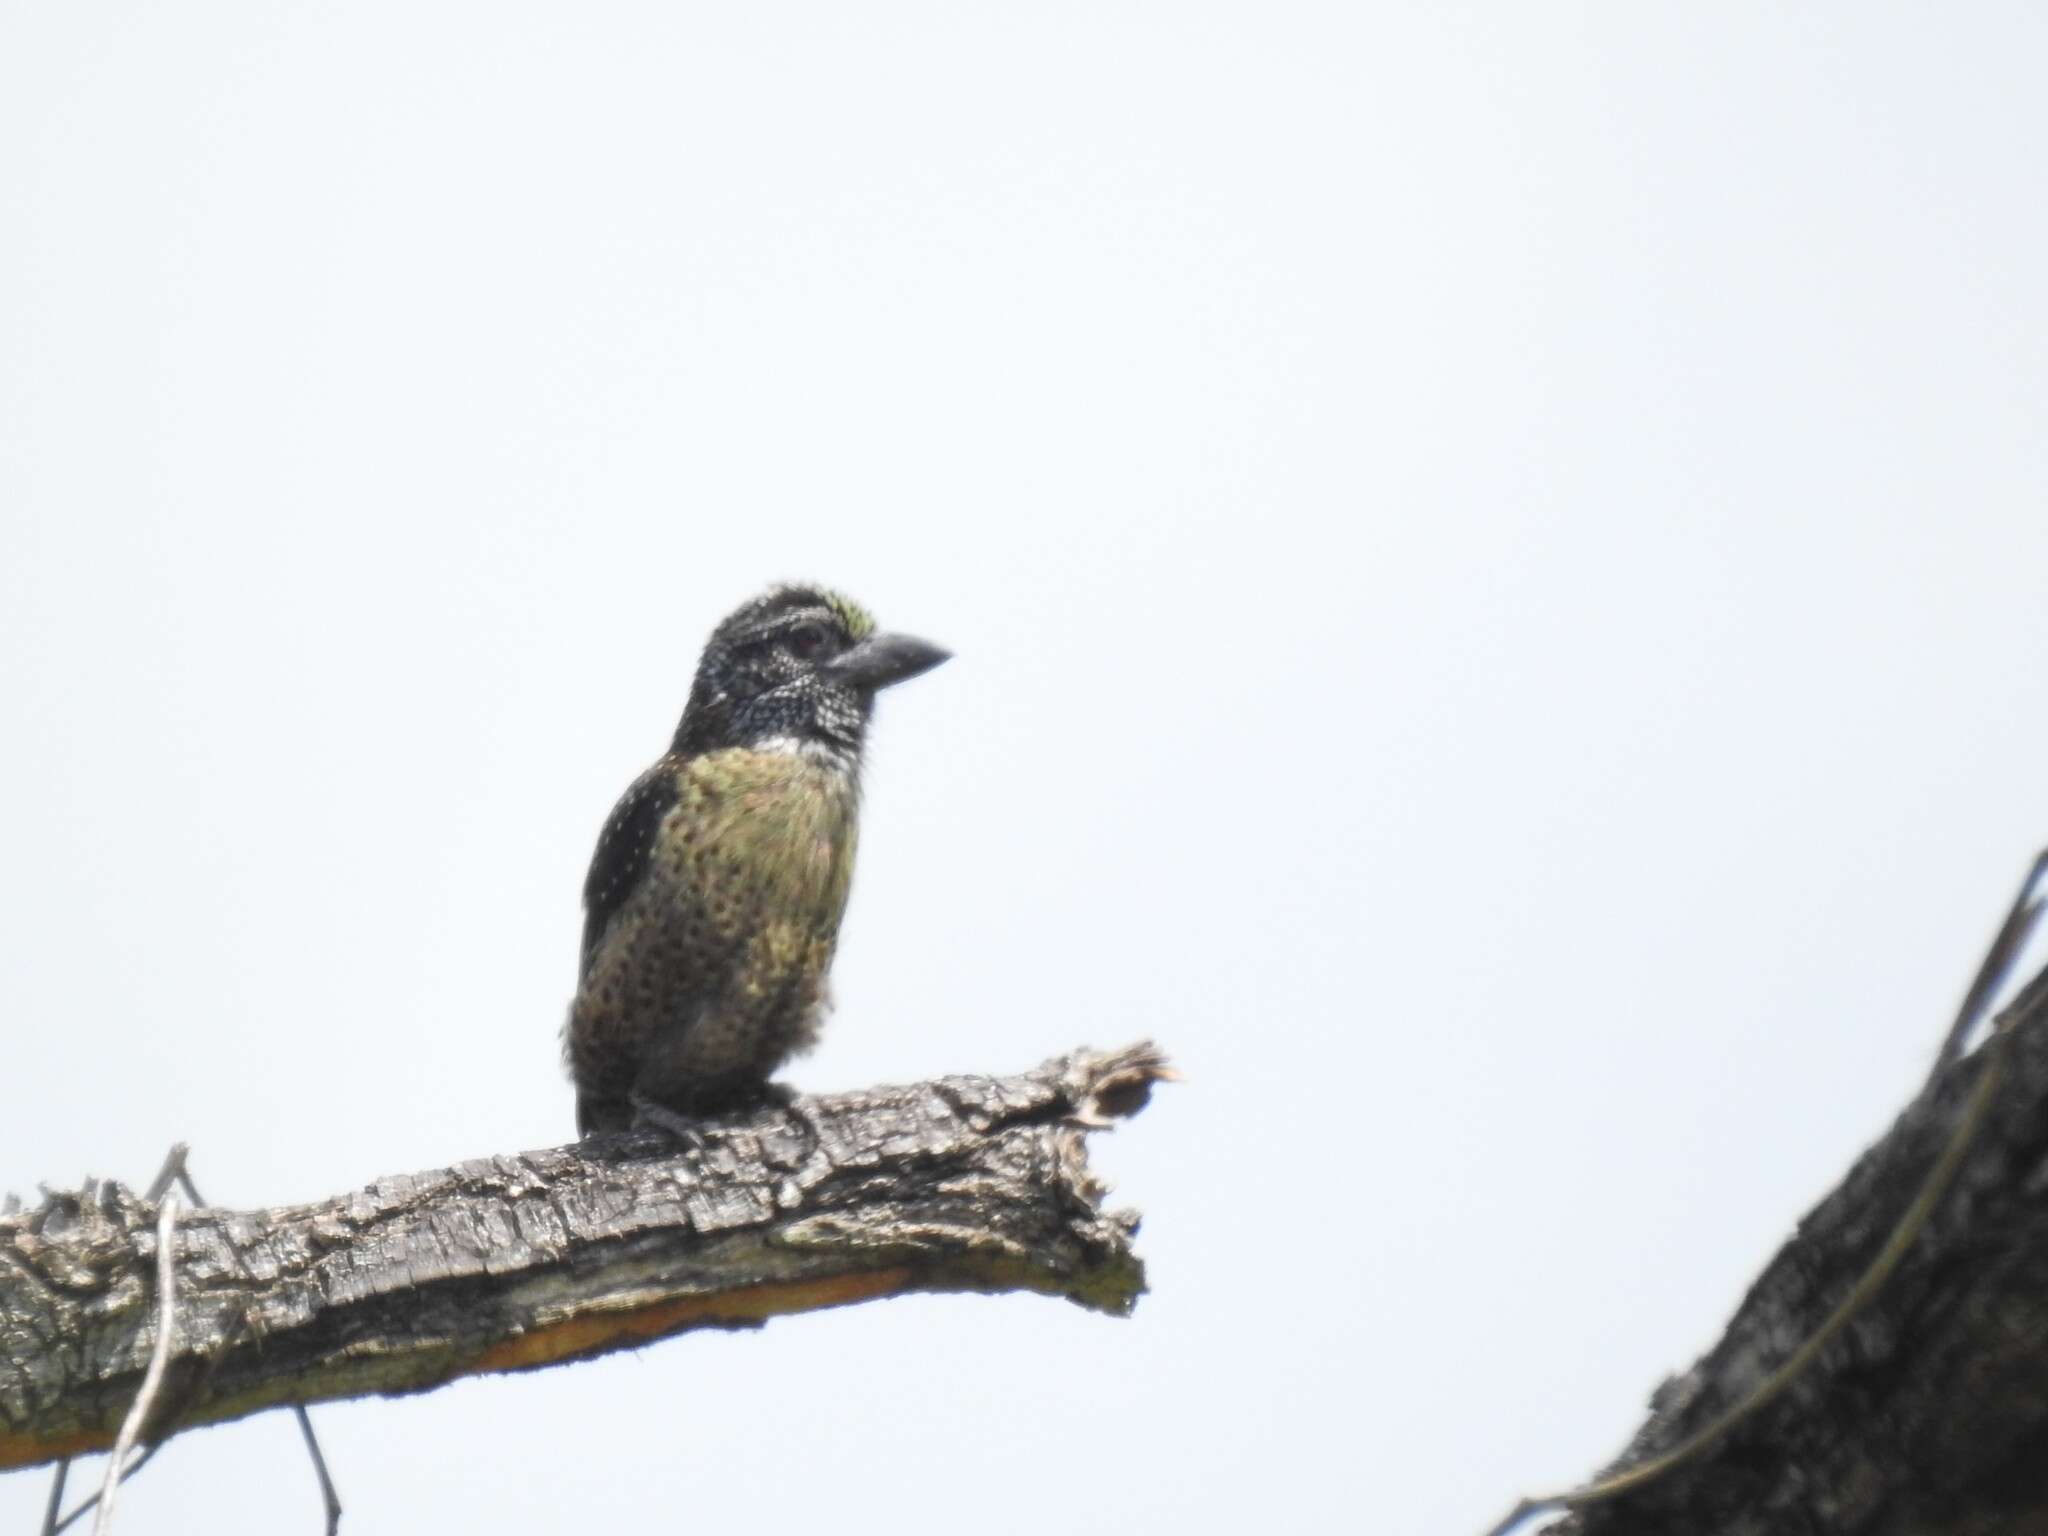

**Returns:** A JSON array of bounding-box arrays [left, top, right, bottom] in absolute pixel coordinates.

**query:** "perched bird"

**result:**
[[565, 584, 949, 1136]]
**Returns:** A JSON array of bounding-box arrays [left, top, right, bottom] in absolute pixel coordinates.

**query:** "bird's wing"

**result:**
[[579, 758, 681, 979]]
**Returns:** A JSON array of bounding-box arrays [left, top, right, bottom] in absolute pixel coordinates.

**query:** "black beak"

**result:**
[[824, 631, 951, 691]]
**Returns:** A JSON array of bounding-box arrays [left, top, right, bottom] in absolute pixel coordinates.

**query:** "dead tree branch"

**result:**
[[0, 1043, 1169, 1474], [1518, 958, 2048, 1536]]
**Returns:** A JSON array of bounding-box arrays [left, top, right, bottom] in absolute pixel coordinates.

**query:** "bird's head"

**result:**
[[674, 584, 950, 765]]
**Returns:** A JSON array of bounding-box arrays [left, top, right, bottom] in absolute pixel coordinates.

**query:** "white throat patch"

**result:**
[[751, 734, 859, 773]]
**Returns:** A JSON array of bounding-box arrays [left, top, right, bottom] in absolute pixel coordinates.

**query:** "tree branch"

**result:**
[[1525, 967, 2048, 1536], [0, 1043, 1170, 1474]]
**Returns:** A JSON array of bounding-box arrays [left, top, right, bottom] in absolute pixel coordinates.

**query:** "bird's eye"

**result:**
[[788, 624, 828, 659]]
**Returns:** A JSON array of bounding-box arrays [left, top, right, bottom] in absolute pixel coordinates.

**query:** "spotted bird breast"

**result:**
[[681, 748, 862, 937], [571, 747, 860, 1119]]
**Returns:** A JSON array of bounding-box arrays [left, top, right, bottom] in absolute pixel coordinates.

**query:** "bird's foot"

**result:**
[[755, 1081, 830, 1163], [629, 1094, 710, 1152]]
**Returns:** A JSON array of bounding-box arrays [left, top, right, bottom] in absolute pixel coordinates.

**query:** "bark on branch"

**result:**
[[0, 1043, 1170, 1474], [1537, 969, 2048, 1536]]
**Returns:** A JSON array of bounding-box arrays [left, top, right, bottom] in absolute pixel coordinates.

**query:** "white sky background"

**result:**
[[4, 5, 2047, 1532]]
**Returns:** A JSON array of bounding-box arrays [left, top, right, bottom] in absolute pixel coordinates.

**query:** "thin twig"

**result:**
[[141, 1144, 190, 1206], [91, 1190, 180, 1536], [295, 1406, 344, 1536], [1480, 859, 2048, 1536], [39, 1151, 194, 1533], [133, 1155, 345, 1534], [48, 1447, 160, 1536], [44, 1146, 191, 1536], [1931, 848, 2048, 1078], [39, 1456, 68, 1536]]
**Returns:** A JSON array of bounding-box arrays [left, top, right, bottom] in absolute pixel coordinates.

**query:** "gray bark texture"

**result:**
[[0, 1042, 1169, 1473], [1545, 971, 2048, 1536]]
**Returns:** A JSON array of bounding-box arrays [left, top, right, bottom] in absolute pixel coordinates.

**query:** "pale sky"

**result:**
[[5, 6, 2047, 1533]]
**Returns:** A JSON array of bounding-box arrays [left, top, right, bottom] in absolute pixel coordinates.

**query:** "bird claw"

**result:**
[[754, 1082, 829, 1163], [629, 1095, 710, 1152]]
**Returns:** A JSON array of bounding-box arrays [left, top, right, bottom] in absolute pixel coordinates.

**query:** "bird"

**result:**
[[564, 583, 949, 1137]]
